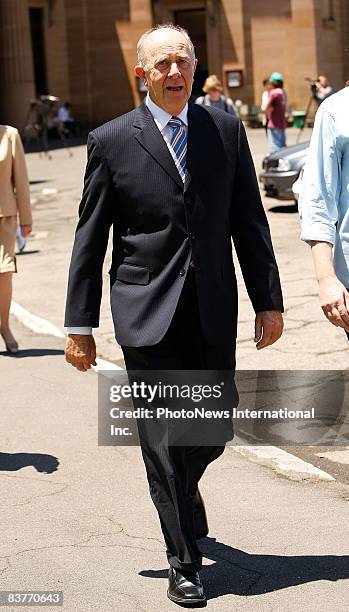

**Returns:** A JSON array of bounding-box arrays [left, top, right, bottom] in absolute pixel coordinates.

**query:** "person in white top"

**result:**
[[299, 85, 349, 336], [261, 78, 273, 131]]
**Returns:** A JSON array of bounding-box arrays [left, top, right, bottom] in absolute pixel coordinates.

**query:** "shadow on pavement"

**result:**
[[0, 452, 59, 474], [268, 203, 298, 213], [16, 250, 40, 256], [25, 137, 87, 154], [29, 180, 52, 185], [140, 536, 349, 597], [0, 349, 64, 358]]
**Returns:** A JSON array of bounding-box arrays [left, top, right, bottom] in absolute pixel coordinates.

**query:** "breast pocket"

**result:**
[[116, 263, 150, 285]]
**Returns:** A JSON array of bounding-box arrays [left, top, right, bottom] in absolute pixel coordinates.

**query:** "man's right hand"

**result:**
[[318, 276, 349, 331], [65, 334, 97, 371]]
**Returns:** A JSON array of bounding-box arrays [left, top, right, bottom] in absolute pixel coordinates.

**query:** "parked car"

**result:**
[[259, 141, 309, 201]]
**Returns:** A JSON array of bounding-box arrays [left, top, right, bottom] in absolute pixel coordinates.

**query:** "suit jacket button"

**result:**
[[189, 232, 195, 239], [179, 268, 186, 276], [185, 196, 191, 205]]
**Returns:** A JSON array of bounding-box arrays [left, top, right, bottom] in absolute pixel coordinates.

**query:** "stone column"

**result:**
[[290, 0, 318, 110], [0, 0, 35, 129]]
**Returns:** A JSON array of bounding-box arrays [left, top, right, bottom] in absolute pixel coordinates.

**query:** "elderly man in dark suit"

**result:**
[[64, 24, 284, 606]]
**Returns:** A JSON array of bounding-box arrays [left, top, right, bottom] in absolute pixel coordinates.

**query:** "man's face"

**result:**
[[135, 29, 197, 115]]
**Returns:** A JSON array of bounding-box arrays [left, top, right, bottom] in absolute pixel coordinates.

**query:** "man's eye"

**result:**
[[155, 59, 190, 70]]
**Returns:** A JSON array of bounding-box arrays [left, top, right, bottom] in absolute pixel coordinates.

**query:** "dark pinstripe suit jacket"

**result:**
[[64, 100, 283, 347]]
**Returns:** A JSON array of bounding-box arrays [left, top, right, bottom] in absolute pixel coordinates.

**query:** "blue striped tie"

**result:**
[[168, 116, 187, 182]]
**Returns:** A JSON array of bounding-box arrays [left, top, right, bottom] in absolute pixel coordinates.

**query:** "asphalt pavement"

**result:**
[[15, 126, 349, 477], [1, 126, 349, 611], [1, 320, 349, 611]]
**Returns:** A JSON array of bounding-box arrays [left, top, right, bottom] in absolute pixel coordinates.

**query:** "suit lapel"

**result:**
[[133, 100, 213, 192], [185, 101, 211, 193], [133, 102, 183, 190]]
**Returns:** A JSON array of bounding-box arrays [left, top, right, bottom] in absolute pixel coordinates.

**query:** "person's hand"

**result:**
[[65, 334, 97, 371], [254, 310, 284, 350], [318, 276, 349, 330], [20, 224, 32, 237]]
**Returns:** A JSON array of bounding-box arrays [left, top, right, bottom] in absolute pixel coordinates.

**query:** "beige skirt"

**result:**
[[0, 215, 17, 273]]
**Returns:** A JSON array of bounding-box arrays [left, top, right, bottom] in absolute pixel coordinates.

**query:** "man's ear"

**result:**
[[135, 65, 147, 86]]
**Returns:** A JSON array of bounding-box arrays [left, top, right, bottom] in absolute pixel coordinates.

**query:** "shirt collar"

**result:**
[[146, 93, 188, 132]]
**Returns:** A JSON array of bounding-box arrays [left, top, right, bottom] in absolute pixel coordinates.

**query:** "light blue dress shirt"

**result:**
[[67, 94, 189, 335], [299, 86, 349, 287]]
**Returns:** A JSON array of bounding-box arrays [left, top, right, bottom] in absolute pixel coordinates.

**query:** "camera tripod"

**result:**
[[296, 87, 319, 143]]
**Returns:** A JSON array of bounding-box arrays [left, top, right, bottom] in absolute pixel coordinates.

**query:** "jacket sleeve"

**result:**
[[11, 129, 32, 225], [230, 120, 284, 313], [64, 132, 114, 327]]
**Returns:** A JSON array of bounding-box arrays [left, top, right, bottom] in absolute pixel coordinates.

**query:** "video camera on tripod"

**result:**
[[295, 78, 319, 143], [305, 77, 320, 98]]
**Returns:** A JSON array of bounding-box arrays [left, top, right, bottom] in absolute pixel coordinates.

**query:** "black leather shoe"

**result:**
[[167, 566, 206, 606], [193, 489, 209, 539]]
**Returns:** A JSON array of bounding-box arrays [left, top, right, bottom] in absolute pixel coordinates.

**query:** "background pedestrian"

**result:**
[[195, 74, 238, 116], [0, 125, 32, 353], [314, 75, 333, 104], [264, 71, 287, 151]]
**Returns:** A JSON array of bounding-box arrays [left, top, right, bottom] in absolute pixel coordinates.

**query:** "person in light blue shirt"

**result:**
[[299, 85, 349, 334]]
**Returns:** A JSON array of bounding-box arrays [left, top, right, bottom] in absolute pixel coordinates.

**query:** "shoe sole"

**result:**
[[167, 590, 207, 606]]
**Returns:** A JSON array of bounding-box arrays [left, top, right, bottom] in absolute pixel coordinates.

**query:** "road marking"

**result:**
[[10, 301, 65, 338], [229, 437, 335, 482], [93, 358, 123, 372], [10, 301, 123, 371], [11, 300, 336, 482], [10, 301, 124, 372]]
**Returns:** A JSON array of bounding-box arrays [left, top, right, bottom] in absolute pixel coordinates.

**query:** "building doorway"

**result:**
[[29, 7, 48, 95], [174, 9, 208, 98]]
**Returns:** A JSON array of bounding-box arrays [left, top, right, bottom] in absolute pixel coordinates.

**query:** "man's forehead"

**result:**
[[145, 29, 191, 58]]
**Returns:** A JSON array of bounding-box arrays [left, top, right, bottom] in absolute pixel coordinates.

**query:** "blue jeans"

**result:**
[[268, 127, 286, 151]]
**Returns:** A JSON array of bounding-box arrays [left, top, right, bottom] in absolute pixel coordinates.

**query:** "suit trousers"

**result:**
[[121, 267, 236, 572]]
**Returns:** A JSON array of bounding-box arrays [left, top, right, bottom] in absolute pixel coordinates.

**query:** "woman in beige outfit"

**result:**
[[0, 125, 32, 353]]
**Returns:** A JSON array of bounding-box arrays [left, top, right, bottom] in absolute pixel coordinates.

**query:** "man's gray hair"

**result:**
[[137, 23, 195, 69]]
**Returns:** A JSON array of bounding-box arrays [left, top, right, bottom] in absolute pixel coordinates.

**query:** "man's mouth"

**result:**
[[166, 86, 184, 92]]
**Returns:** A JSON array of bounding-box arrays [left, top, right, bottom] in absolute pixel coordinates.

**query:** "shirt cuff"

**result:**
[[300, 219, 336, 246], [300, 230, 335, 246], [66, 327, 92, 335]]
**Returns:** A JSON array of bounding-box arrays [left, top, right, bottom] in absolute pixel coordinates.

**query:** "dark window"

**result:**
[[174, 9, 208, 98], [29, 8, 48, 95]]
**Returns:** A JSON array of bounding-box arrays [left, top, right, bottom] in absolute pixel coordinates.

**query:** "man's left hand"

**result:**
[[254, 310, 283, 350]]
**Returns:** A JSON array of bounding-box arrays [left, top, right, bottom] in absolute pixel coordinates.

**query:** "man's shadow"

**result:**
[[0, 452, 59, 474], [140, 536, 349, 599]]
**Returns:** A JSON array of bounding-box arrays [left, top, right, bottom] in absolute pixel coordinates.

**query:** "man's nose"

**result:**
[[168, 62, 181, 77]]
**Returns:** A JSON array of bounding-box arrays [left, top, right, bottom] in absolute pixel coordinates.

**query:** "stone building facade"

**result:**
[[1, 0, 348, 128]]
